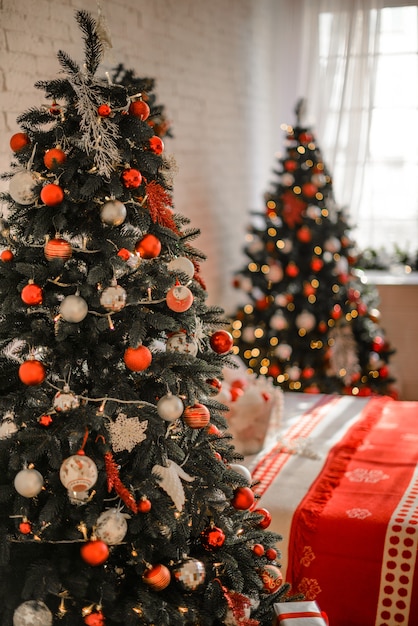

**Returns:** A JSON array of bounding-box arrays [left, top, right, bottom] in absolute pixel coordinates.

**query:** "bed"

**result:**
[[244, 393, 418, 626]]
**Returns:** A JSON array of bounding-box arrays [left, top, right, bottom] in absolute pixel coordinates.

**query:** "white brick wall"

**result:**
[[0, 0, 284, 312]]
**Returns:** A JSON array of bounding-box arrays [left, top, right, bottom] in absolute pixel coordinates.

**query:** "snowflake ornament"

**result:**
[[106, 413, 148, 452]]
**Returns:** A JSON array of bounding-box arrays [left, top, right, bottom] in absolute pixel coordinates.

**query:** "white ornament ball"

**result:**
[[166, 332, 198, 356], [59, 295, 88, 323], [59, 454, 98, 495], [229, 463, 252, 485], [287, 365, 301, 381], [274, 343, 293, 360], [281, 238, 293, 253], [239, 276, 253, 293], [270, 312, 288, 331], [14, 468, 44, 498], [275, 294, 288, 307], [241, 326, 256, 343], [0, 414, 18, 439], [295, 310, 316, 332], [281, 173, 294, 187], [100, 284, 127, 312], [95, 508, 128, 545], [311, 173, 327, 187], [157, 394, 184, 422], [100, 200, 127, 226], [267, 263, 283, 283], [13, 600, 53, 626], [324, 236, 341, 253], [167, 256, 195, 279], [53, 385, 79, 412], [9, 170, 38, 205], [306, 204, 321, 219]]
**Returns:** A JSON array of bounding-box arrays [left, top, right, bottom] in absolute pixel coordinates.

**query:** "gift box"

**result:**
[[273, 601, 329, 625]]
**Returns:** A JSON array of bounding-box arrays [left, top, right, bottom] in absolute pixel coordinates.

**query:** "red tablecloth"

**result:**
[[248, 395, 418, 626]]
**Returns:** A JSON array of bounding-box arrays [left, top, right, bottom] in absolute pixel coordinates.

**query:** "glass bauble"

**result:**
[[59, 295, 88, 323], [100, 200, 127, 226], [156, 393, 184, 422], [13, 600, 52, 626], [142, 564, 171, 591], [14, 468, 44, 498], [59, 453, 98, 499], [167, 256, 195, 279], [166, 331, 198, 356], [95, 508, 128, 545], [166, 285, 193, 312], [100, 284, 127, 312], [172, 557, 205, 592], [9, 170, 37, 205], [53, 385, 79, 412]]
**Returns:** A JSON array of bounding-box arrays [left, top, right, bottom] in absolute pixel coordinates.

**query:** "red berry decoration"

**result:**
[[43, 147, 66, 170], [39, 414, 53, 427], [121, 167, 142, 189], [44, 238, 72, 261], [254, 507, 272, 529], [84, 610, 105, 626], [183, 403, 210, 429], [209, 330, 233, 354], [49, 101, 61, 116], [252, 544, 265, 557], [21, 282, 43, 306], [80, 539, 109, 566], [166, 285, 194, 313], [142, 564, 171, 591], [231, 486, 255, 510], [135, 233, 162, 259], [19, 520, 32, 535], [18, 359, 46, 386], [123, 345, 152, 372], [129, 100, 150, 120], [137, 496, 152, 513], [97, 103, 112, 117], [117, 248, 131, 261], [200, 525, 226, 551], [149, 135, 164, 155], [10, 132, 30, 152], [259, 564, 283, 593], [1, 249, 14, 262], [40, 183, 64, 206]]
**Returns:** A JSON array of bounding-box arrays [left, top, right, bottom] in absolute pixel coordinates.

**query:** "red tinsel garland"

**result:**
[[145, 181, 179, 233], [104, 451, 138, 513], [214, 578, 259, 625]]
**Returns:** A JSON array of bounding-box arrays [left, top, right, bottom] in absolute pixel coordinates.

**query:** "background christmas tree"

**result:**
[[231, 101, 397, 397], [0, 11, 291, 626]]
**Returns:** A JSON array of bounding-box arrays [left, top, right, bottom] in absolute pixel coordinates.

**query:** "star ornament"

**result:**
[[107, 413, 148, 453]]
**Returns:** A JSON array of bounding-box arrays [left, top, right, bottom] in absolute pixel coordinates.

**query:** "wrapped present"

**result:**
[[273, 601, 329, 625], [216, 357, 283, 455]]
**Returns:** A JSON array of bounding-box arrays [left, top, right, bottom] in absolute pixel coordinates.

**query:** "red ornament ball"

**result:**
[[80, 539, 109, 566], [124, 345, 152, 372], [311, 258, 324, 272], [230, 387, 244, 401], [142, 564, 171, 591], [1, 249, 14, 262], [231, 486, 255, 510], [297, 225, 312, 243], [137, 496, 152, 513], [284, 159, 297, 172], [183, 403, 210, 429], [97, 103, 112, 117], [149, 135, 164, 155], [21, 283, 43, 306], [331, 304, 342, 320], [44, 238, 72, 261], [43, 148, 66, 170], [18, 359, 46, 386], [209, 330, 233, 354], [265, 548, 278, 561], [285, 262, 299, 278], [253, 507, 272, 529], [135, 233, 162, 259], [372, 336, 385, 352], [252, 544, 265, 557], [129, 100, 150, 121], [40, 183, 64, 206], [117, 248, 131, 261], [10, 132, 30, 152], [302, 182, 318, 198], [121, 167, 142, 189], [200, 525, 226, 551], [166, 285, 194, 313], [259, 564, 283, 594]]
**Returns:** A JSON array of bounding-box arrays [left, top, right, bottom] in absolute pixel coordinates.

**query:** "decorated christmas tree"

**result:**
[[0, 11, 290, 626], [231, 101, 397, 397]]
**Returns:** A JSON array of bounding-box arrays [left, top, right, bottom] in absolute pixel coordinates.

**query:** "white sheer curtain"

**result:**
[[276, 0, 418, 254]]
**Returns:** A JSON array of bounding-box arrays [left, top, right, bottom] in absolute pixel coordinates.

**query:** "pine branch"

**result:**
[[75, 9, 104, 76]]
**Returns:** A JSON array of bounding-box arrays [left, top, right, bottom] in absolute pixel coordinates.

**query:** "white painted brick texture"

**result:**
[[0, 0, 282, 311]]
